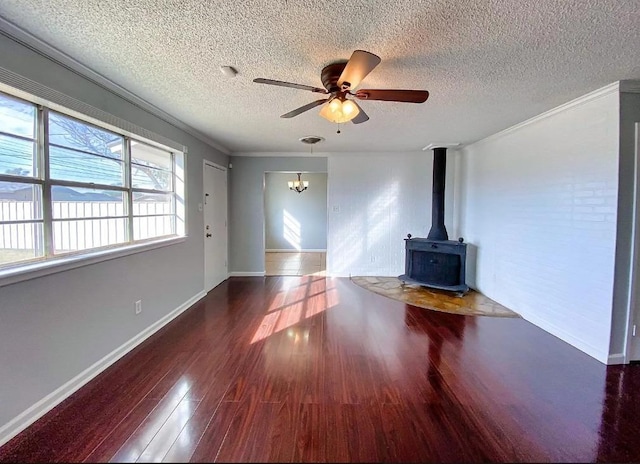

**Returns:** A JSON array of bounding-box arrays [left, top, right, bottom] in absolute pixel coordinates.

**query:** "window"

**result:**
[[0, 90, 185, 270]]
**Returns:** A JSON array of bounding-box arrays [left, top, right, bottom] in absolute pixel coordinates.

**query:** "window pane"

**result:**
[[131, 142, 172, 170], [0, 222, 44, 266], [131, 142, 172, 191], [132, 164, 172, 191], [0, 182, 42, 219], [0, 93, 37, 178], [0, 92, 36, 138], [133, 192, 173, 216], [49, 112, 123, 158], [53, 218, 127, 253], [0, 134, 37, 178], [48, 112, 124, 185], [49, 145, 124, 186], [51, 186, 125, 219], [133, 215, 174, 241]]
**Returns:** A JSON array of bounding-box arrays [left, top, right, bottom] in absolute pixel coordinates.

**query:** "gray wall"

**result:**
[[229, 156, 328, 273], [609, 90, 640, 359], [0, 33, 227, 431], [265, 172, 327, 251]]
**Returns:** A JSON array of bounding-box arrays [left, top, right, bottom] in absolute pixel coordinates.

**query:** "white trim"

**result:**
[[233, 151, 332, 157], [0, 18, 230, 155], [520, 311, 608, 364], [472, 82, 621, 147], [608, 353, 627, 365], [265, 249, 327, 252], [0, 289, 206, 448], [422, 143, 461, 151], [229, 271, 265, 277], [0, 236, 186, 288], [203, 160, 227, 171]]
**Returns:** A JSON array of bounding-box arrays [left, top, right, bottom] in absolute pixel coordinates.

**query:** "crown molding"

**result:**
[[422, 143, 461, 151], [0, 16, 230, 155], [471, 81, 621, 147], [232, 151, 332, 157]]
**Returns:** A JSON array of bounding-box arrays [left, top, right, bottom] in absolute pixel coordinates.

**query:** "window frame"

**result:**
[[0, 88, 186, 286]]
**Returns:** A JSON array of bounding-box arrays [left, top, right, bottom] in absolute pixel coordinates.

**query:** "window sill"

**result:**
[[0, 236, 187, 289]]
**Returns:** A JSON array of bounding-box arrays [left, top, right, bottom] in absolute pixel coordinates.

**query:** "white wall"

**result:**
[[264, 172, 327, 251], [0, 33, 227, 442], [458, 87, 620, 363], [327, 151, 456, 277]]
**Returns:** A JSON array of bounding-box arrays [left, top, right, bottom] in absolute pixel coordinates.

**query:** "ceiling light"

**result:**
[[299, 136, 325, 145], [288, 173, 309, 193], [319, 98, 360, 124]]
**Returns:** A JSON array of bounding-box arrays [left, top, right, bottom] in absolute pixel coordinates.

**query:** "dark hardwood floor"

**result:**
[[1, 276, 640, 462]]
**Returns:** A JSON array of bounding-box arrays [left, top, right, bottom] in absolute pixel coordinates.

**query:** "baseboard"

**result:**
[[265, 249, 327, 253], [0, 290, 207, 448], [607, 353, 627, 365], [229, 271, 265, 277], [519, 311, 609, 364]]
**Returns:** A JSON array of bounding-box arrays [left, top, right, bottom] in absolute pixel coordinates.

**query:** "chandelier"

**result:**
[[288, 173, 308, 193]]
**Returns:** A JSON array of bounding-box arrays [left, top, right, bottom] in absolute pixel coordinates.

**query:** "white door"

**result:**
[[203, 162, 228, 292]]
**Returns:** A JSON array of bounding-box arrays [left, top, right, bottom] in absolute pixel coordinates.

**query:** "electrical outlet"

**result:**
[[135, 300, 142, 315]]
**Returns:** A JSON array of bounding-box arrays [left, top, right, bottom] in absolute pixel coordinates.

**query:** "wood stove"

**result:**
[[399, 146, 469, 294]]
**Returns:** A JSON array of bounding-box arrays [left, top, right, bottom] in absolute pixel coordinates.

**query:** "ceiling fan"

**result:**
[[253, 50, 429, 126]]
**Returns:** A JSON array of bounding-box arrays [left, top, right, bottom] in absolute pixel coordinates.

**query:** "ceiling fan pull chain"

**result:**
[[337, 123, 341, 134]]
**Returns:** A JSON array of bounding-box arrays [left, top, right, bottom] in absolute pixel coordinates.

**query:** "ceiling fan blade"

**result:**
[[253, 78, 328, 94], [355, 89, 429, 103], [337, 50, 381, 90], [281, 99, 328, 118], [351, 102, 369, 124]]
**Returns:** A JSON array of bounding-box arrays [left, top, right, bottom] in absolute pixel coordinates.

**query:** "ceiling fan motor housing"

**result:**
[[321, 62, 348, 92]]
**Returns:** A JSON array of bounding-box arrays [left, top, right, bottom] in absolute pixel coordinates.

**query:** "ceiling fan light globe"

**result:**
[[342, 100, 357, 116], [319, 99, 359, 124]]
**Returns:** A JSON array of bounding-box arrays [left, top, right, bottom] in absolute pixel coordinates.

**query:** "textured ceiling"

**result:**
[[0, 0, 639, 154]]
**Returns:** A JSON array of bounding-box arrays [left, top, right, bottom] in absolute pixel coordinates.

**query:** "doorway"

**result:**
[[203, 161, 228, 292], [263, 171, 327, 276]]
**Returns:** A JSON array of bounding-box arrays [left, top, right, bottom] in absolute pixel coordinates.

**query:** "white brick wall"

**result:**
[[458, 89, 620, 362], [327, 152, 436, 277]]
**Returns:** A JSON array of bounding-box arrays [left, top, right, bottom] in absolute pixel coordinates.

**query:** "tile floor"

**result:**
[[265, 251, 326, 276]]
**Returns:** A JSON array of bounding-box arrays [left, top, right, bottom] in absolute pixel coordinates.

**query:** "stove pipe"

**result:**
[[427, 147, 449, 241]]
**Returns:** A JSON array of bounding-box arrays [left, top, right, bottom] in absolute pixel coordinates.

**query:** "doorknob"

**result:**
[[206, 233, 212, 238]]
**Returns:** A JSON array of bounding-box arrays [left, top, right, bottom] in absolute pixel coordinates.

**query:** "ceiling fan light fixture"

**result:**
[[319, 98, 360, 124]]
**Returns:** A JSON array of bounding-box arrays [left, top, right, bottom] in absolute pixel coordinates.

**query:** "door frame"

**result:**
[[262, 170, 329, 274], [203, 159, 228, 292], [625, 122, 640, 362]]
